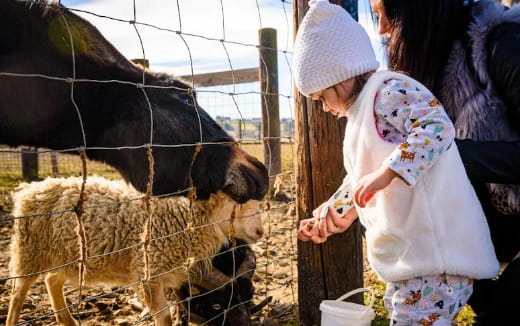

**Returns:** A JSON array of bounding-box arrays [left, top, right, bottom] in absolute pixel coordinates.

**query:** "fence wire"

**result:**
[[0, 0, 297, 325]]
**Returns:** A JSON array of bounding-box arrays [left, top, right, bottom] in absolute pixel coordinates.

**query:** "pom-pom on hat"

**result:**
[[293, 0, 379, 97]]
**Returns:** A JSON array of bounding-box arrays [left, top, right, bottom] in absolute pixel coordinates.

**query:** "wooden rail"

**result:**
[[180, 67, 259, 87]]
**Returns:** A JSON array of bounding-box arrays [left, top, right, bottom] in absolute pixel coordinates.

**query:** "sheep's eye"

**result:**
[[212, 304, 221, 310]]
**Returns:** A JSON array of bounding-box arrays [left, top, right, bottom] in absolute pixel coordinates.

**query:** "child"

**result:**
[[293, 0, 500, 325]]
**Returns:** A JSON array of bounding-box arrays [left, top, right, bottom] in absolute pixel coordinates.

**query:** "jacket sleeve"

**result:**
[[315, 174, 354, 218], [487, 22, 520, 123], [375, 79, 456, 186], [456, 139, 520, 184]]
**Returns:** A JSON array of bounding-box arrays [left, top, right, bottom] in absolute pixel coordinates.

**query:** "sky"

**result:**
[[60, 0, 386, 119]]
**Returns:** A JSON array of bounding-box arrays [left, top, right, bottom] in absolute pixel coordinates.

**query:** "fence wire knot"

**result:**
[[184, 257, 195, 271]]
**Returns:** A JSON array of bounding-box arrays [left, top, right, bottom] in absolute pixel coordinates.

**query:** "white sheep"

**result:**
[[6, 176, 263, 326]]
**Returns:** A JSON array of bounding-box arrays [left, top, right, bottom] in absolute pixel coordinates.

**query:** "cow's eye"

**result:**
[[179, 94, 194, 105], [212, 304, 221, 310]]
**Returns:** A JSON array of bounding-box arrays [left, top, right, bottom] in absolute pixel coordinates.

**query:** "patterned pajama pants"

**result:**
[[383, 274, 473, 326]]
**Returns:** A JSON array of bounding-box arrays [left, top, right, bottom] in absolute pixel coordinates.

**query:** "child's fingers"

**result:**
[[325, 213, 343, 235], [356, 187, 376, 208], [319, 217, 332, 238], [300, 220, 327, 244], [297, 226, 315, 241], [327, 206, 357, 232], [297, 219, 315, 241], [296, 232, 309, 242], [365, 192, 375, 204], [312, 221, 328, 243], [355, 185, 367, 207]]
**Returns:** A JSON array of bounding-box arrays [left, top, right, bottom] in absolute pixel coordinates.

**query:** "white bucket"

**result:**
[[320, 288, 375, 326]]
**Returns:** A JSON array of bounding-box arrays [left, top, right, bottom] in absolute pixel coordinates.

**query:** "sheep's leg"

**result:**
[[44, 273, 78, 326], [6, 275, 38, 326], [141, 280, 172, 326]]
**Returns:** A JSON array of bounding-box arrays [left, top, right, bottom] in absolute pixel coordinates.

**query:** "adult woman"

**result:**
[[307, 0, 519, 324], [367, 0, 520, 324]]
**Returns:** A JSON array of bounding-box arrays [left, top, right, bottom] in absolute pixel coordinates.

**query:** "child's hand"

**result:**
[[318, 206, 358, 239], [297, 217, 327, 243], [354, 166, 398, 207], [297, 206, 359, 244]]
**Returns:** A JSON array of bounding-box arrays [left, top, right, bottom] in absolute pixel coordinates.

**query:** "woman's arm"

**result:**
[[456, 139, 520, 184], [459, 22, 520, 185]]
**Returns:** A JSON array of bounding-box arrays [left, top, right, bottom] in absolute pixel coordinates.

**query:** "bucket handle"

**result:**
[[336, 288, 375, 309]]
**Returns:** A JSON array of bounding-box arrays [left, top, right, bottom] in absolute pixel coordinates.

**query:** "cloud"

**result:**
[[64, 0, 293, 75]]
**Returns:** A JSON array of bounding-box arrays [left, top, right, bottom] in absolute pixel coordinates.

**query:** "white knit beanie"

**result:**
[[293, 0, 379, 97]]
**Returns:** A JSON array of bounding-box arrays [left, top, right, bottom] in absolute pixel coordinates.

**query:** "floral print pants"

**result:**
[[384, 274, 473, 326]]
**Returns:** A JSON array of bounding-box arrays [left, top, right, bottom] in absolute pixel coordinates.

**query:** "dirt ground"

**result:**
[[0, 177, 300, 326]]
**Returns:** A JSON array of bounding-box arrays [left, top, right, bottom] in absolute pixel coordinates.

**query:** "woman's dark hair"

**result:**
[[381, 0, 472, 94]]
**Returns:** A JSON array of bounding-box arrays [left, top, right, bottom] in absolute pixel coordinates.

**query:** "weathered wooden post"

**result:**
[[293, 1, 364, 325], [51, 153, 59, 175], [259, 28, 282, 191], [21, 147, 39, 181]]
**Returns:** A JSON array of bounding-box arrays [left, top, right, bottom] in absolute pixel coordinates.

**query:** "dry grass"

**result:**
[[241, 142, 296, 173]]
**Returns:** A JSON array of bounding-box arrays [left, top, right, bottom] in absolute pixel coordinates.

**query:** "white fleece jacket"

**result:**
[[344, 70, 500, 283]]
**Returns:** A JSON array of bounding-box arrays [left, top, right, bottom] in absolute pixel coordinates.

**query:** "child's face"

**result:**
[[310, 78, 355, 117]]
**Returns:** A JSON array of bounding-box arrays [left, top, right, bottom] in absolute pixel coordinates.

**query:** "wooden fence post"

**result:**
[[293, 1, 364, 325], [21, 147, 39, 181], [51, 153, 59, 175], [259, 28, 281, 192]]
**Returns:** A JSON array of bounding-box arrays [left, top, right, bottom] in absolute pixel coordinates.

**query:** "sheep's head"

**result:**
[[225, 200, 263, 243], [177, 239, 271, 326], [178, 281, 252, 326], [204, 191, 263, 244]]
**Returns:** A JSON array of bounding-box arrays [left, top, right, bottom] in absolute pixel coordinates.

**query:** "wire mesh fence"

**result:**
[[0, 147, 118, 179], [0, 0, 297, 325]]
